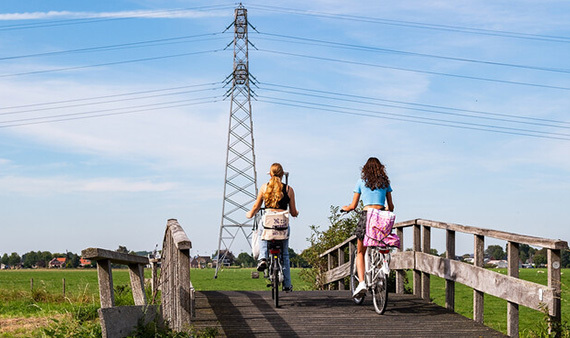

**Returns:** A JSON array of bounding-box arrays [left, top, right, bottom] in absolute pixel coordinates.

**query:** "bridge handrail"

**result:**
[[160, 219, 194, 332], [319, 218, 568, 337], [81, 247, 149, 308]]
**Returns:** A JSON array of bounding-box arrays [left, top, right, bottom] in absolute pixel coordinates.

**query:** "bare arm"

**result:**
[[386, 191, 394, 212], [246, 184, 266, 219], [342, 192, 361, 212], [287, 186, 299, 217]]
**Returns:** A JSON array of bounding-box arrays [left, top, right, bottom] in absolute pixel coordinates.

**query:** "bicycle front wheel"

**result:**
[[272, 257, 280, 308], [372, 269, 388, 314], [349, 249, 365, 305]]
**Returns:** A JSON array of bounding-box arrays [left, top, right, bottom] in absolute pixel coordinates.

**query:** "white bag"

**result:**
[[261, 210, 290, 241], [252, 229, 260, 260]]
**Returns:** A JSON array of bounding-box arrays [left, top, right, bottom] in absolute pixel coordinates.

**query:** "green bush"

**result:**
[[300, 206, 361, 290]]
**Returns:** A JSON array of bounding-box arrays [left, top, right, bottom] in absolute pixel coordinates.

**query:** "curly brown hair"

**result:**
[[361, 157, 390, 190]]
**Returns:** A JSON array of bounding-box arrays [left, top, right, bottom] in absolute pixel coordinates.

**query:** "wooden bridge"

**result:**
[[85, 218, 567, 337]]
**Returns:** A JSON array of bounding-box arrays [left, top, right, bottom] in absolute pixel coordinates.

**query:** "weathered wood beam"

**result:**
[[96, 259, 114, 308], [446, 229, 455, 311], [421, 225, 431, 301], [417, 219, 567, 250], [473, 235, 485, 324], [414, 252, 555, 315], [82, 247, 149, 265], [507, 242, 519, 337]]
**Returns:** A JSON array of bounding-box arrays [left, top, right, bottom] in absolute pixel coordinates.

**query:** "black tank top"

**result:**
[[265, 184, 290, 210]]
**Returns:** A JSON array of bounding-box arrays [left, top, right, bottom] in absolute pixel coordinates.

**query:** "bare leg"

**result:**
[[356, 239, 365, 283]]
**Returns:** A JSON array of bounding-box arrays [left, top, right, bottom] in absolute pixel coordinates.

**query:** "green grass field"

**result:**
[[0, 267, 568, 336]]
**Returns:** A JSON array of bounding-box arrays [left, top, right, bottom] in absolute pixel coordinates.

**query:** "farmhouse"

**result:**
[[191, 256, 212, 269], [49, 257, 66, 268]]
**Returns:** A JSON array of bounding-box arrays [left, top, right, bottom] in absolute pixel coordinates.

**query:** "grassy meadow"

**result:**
[[0, 267, 569, 336]]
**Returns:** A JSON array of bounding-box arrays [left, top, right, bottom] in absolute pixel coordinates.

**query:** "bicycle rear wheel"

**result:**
[[371, 255, 388, 314], [272, 256, 280, 308], [349, 249, 365, 305]]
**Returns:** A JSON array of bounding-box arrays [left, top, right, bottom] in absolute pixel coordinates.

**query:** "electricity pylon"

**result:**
[[215, 4, 258, 278]]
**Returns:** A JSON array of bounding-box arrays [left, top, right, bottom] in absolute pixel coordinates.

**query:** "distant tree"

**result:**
[[518, 244, 536, 264], [485, 245, 506, 260], [117, 246, 129, 254], [562, 249, 570, 268], [533, 248, 547, 266], [429, 248, 439, 256], [236, 252, 255, 267], [22, 251, 39, 268], [289, 248, 308, 268], [8, 252, 21, 266], [38, 251, 53, 267], [1, 253, 8, 265]]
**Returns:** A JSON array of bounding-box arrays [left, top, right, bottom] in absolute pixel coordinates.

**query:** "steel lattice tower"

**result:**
[[215, 4, 257, 278]]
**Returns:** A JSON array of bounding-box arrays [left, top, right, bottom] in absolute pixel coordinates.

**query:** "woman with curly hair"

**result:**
[[246, 163, 299, 292], [342, 157, 394, 297]]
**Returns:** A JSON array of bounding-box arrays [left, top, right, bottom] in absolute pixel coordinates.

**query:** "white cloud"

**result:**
[[0, 9, 228, 21], [0, 175, 176, 194]]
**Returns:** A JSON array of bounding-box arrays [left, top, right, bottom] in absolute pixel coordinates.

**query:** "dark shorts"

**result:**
[[354, 208, 385, 240], [354, 210, 368, 240]]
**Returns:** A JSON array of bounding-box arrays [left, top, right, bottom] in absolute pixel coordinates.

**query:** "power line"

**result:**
[[0, 97, 221, 129], [257, 96, 570, 141], [258, 48, 570, 91], [0, 33, 227, 62], [258, 82, 570, 129], [248, 4, 570, 44], [0, 82, 222, 115], [0, 49, 224, 78], [256, 32, 570, 74]]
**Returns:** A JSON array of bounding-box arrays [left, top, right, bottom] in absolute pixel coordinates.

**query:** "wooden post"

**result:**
[[128, 263, 147, 306], [548, 249, 562, 332], [396, 227, 405, 294], [507, 242, 519, 337], [421, 225, 431, 300], [150, 259, 159, 302], [446, 229, 455, 311], [413, 222, 421, 297], [327, 253, 333, 290], [177, 248, 191, 328], [97, 259, 115, 308], [473, 235, 484, 324], [337, 248, 345, 290]]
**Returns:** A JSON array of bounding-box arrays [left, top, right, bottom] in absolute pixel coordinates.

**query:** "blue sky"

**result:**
[[0, 1, 569, 260]]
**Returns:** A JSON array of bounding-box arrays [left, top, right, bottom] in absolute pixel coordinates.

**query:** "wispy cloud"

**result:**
[[0, 175, 176, 194], [0, 9, 228, 21]]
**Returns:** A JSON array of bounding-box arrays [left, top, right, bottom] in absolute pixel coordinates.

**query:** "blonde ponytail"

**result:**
[[264, 163, 284, 208]]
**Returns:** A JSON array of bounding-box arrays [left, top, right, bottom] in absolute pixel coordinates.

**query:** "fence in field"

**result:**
[[82, 218, 193, 338], [320, 218, 568, 337]]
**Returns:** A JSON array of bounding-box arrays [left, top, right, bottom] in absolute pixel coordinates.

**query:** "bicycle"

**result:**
[[267, 239, 285, 308], [254, 208, 287, 308], [350, 244, 392, 314]]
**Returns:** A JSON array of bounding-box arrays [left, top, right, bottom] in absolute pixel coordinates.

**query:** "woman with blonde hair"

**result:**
[[246, 163, 299, 292], [342, 157, 394, 297]]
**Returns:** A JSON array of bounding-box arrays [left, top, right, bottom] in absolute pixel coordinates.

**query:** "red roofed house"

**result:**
[[49, 257, 66, 269], [79, 258, 92, 268]]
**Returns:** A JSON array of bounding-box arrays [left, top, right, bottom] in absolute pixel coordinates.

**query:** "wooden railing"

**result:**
[[81, 247, 155, 338], [83, 218, 193, 337], [160, 218, 194, 331], [320, 218, 568, 337]]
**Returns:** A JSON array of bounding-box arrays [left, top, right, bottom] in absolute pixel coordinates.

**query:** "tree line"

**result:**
[[0, 251, 87, 269]]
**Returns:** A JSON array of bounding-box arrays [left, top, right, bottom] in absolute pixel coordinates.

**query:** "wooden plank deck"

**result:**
[[191, 290, 506, 337]]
